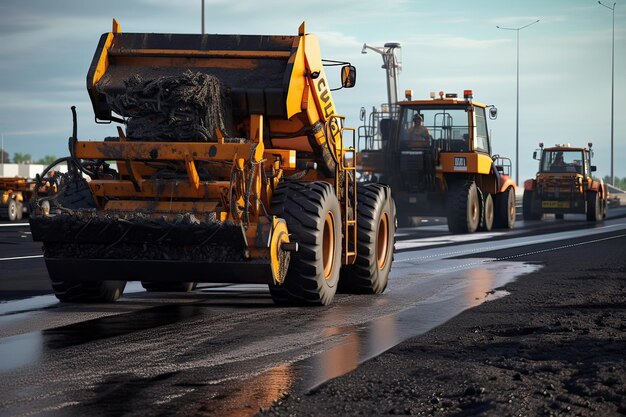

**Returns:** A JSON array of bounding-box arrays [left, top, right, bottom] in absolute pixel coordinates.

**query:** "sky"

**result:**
[[0, 0, 624, 184]]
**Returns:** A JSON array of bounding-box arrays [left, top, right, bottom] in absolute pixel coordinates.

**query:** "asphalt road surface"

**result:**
[[1, 206, 625, 416]]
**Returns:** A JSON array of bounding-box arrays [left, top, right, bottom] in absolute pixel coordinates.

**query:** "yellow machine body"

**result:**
[[358, 92, 516, 232], [29, 21, 396, 305]]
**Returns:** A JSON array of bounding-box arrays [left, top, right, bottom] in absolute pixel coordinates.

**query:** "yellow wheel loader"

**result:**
[[29, 20, 396, 305], [358, 90, 516, 233], [523, 143, 607, 221]]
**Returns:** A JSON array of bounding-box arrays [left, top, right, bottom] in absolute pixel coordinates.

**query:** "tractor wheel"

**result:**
[[446, 181, 480, 234], [7, 199, 18, 222], [50, 277, 126, 303], [16, 201, 24, 220], [479, 192, 494, 231], [522, 190, 541, 221], [494, 187, 516, 229], [141, 282, 197, 292], [586, 191, 602, 222], [268, 181, 342, 305], [339, 183, 395, 294]]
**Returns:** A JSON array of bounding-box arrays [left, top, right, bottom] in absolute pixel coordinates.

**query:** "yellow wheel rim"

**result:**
[[377, 212, 389, 270], [322, 212, 336, 280]]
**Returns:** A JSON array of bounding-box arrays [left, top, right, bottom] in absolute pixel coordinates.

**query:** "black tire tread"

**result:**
[[268, 181, 341, 305], [447, 181, 479, 234], [523, 190, 541, 221], [586, 191, 602, 222], [478, 192, 494, 231], [494, 187, 516, 229], [339, 183, 395, 294]]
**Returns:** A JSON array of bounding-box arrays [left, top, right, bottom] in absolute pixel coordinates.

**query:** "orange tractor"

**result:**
[[523, 143, 607, 221], [29, 20, 396, 305]]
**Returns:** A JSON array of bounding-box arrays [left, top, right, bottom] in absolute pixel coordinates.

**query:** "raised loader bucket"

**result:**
[[88, 25, 296, 125]]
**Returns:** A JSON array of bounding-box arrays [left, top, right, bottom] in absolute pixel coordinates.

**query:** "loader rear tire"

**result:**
[[446, 181, 480, 234], [268, 181, 342, 306], [586, 191, 602, 222], [494, 187, 516, 229], [479, 192, 494, 232], [523, 190, 541, 221], [50, 278, 126, 303], [339, 183, 395, 294], [141, 282, 197, 292]]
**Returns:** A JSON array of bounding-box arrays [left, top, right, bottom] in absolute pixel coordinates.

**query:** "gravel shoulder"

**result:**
[[259, 231, 626, 416]]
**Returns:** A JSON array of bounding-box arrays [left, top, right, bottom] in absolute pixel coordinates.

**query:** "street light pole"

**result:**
[[497, 20, 540, 186], [599, 1, 616, 186], [201, 0, 205, 35]]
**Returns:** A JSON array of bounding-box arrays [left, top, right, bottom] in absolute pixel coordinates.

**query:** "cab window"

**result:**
[[474, 106, 490, 154]]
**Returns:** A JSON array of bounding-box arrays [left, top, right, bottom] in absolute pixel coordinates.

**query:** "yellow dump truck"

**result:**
[[29, 20, 396, 305], [523, 143, 607, 221], [0, 177, 34, 221]]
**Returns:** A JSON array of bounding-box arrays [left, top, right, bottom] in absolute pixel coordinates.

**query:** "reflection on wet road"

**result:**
[[0, 257, 538, 416]]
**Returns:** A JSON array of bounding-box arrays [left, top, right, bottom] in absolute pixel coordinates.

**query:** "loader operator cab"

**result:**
[[397, 103, 491, 155], [541, 149, 589, 175]]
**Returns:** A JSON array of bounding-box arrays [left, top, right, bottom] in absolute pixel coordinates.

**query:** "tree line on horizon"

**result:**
[[0, 150, 58, 166]]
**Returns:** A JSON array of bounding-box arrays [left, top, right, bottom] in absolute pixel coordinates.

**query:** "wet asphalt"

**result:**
[[0, 206, 625, 416]]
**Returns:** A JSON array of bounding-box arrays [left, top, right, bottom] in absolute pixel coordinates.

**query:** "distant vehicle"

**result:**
[[607, 184, 625, 207], [0, 177, 35, 221], [523, 143, 607, 221]]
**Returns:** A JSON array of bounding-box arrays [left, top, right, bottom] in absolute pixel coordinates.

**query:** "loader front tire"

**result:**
[[339, 183, 395, 294], [268, 181, 342, 305], [446, 181, 480, 234], [50, 278, 126, 303], [494, 187, 516, 229]]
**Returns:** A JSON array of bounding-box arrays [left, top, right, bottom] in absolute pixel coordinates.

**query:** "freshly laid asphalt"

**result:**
[[259, 229, 626, 417]]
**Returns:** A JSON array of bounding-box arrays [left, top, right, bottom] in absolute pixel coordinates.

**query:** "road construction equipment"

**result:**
[[358, 90, 516, 233], [28, 20, 396, 305], [0, 177, 35, 221], [523, 142, 607, 221]]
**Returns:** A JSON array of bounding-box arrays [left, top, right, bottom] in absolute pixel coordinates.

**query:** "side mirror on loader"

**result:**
[[489, 107, 498, 119], [341, 65, 356, 88], [591, 166, 597, 172]]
